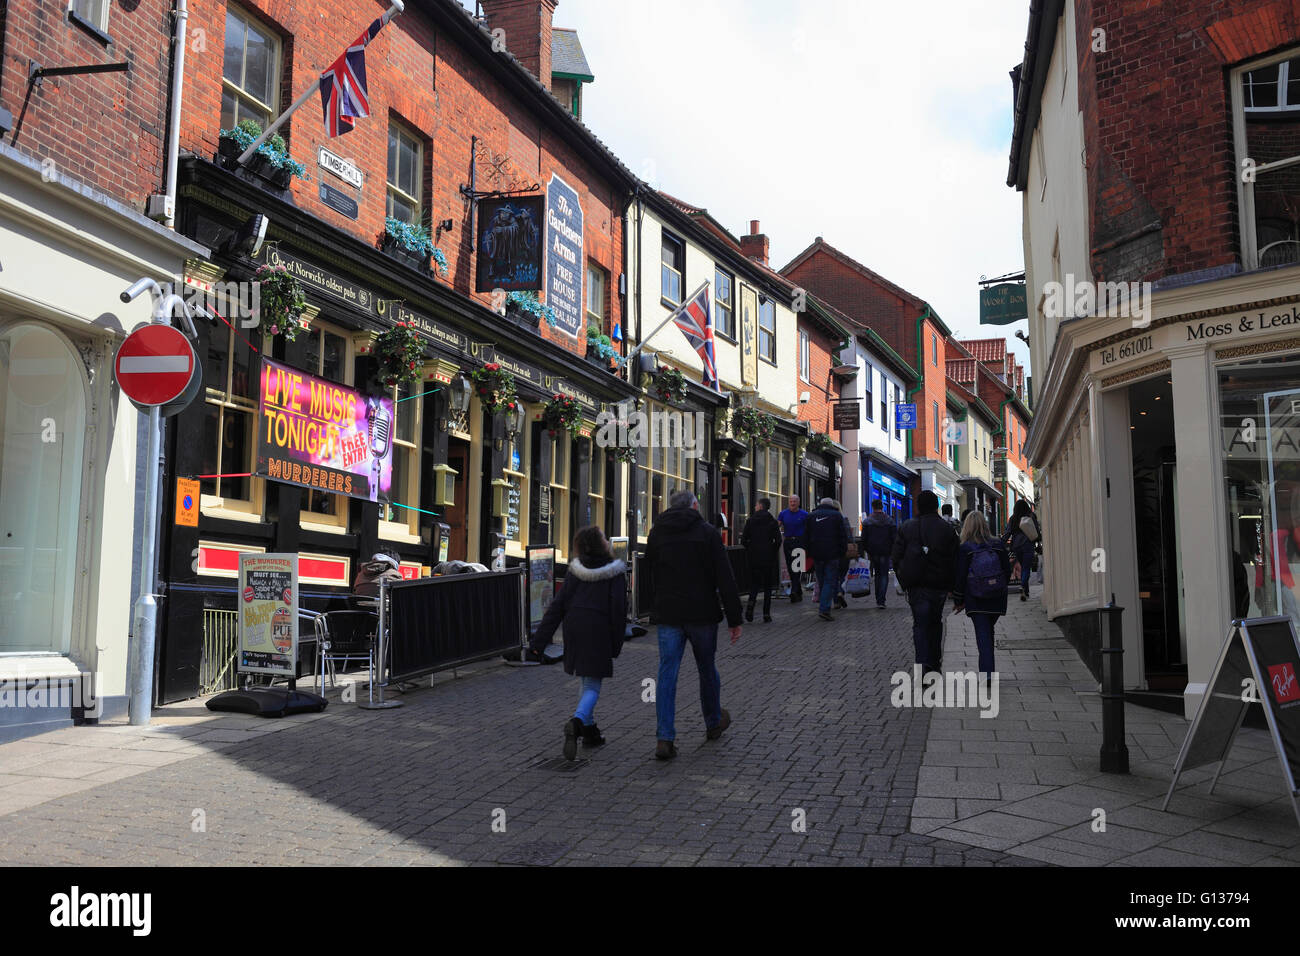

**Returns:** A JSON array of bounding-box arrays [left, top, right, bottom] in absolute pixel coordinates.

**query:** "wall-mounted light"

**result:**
[[510, 402, 528, 437], [222, 213, 269, 258], [443, 374, 472, 431]]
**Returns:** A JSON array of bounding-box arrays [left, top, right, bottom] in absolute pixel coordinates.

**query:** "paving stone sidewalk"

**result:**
[[918, 590, 1300, 866]]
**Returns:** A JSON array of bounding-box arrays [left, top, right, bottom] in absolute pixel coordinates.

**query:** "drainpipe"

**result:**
[[162, 0, 188, 229]]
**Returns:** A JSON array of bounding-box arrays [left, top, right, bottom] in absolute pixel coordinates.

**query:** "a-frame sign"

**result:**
[[1163, 616, 1300, 828]]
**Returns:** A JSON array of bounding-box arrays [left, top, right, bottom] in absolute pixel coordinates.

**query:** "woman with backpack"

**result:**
[[1002, 499, 1042, 601], [953, 511, 1013, 683], [529, 525, 628, 760]]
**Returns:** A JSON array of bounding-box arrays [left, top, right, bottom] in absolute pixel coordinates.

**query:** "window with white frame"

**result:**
[[715, 268, 735, 339], [893, 384, 901, 440], [864, 363, 874, 422], [222, 6, 280, 130], [200, 316, 263, 517], [636, 401, 695, 536], [661, 233, 684, 306], [755, 446, 792, 505], [758, 298, 776, 363], [798, 329, 810, 382], [933, 400, 940, 453], [381, 378, 423, 539], [1236, 50, 1300, 269], [387, 121, 423, 226], [551, 434, 572, 558], [586, 262, 607, 327], [70, 0, 109, 32], [880, 374, 887, 431]]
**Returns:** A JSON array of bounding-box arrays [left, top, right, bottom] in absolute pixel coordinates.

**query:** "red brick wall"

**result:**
[[480, 0, 554, 91], [181, 0, 625, 359], [916, 316, 947, 460], [796, 317, 842, 442], [1, 0, 170, 208], [1076, 0, 1300, 283]]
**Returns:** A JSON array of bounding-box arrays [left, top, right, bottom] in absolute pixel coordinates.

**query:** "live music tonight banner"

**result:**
[[255, 358, 394, 503]]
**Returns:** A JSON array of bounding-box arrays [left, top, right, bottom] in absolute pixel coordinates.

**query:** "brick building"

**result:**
[[0, 0, 206, 736], [157, 0, 640, 702], [781, 238, 960, 510], [1010, 0, 1300, 712]]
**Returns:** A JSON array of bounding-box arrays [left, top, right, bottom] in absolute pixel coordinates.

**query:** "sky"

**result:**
[[458, 0, 1033, 375]]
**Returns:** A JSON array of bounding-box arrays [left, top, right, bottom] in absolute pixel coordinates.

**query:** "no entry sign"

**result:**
[[114, 324, 200, 414]]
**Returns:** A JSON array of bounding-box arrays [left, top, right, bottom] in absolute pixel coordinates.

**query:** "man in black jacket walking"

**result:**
[[645, 490, 743, 761], [891, 490, 959, 673], [806, 497, 849, 621]]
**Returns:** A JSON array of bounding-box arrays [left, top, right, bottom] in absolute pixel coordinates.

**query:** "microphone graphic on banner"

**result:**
[[367, 396, 392, 501]]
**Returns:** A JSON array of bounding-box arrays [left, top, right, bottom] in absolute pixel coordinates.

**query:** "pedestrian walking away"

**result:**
[[951, 511, 1012, 686], [861, 499, 897, 609], [1002, 499, 1042, 602], [807, 497, 848, 621], [741, 497, 782, 623], [777, 495, 810, 602], [892, 490, 959, 673], [530, 526, 628, 760], [644, 490, 743, 760]]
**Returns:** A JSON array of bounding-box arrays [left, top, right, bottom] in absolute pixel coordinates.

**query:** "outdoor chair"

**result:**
[[309, 608, 380, 695]]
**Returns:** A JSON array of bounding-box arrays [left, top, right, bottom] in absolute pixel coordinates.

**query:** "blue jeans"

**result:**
[[656, 623, 722, 742], [575, 676, 602, 725], [907, 587, 947, 670], [1016, 547, 1034, 595], [970, 614, 997, 676], [869, 556, 889, 606], [815, 559, 839, 614]]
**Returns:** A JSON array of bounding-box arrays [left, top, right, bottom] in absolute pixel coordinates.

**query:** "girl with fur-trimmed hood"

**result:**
[[530, 525, 628, 759]]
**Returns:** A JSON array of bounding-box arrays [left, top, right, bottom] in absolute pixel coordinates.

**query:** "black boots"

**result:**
[[563, 717, 582, 761], [581, 723, 606, 747], [745, 604, 755, 622]]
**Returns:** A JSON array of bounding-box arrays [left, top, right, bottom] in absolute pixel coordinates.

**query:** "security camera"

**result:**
[[799, 391, 811, 404], [120, 277, 160, 304]]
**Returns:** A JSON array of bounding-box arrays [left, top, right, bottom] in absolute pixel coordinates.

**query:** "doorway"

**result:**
[[0, 323, 87, 654], [1129, 375, 1184, 686], [445, 438, 470, 562]]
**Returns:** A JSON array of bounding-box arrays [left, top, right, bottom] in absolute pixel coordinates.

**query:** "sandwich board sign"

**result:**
[[1162, 616, 1300, 827], [238, 553, 299, 677]]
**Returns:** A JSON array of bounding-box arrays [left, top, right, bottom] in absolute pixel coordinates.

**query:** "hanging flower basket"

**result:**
[[585, 326, 625, 369], [471, 362, 518, 416], [542, 393, 581, 439], [218, 119, 308, 184], [807, 431, 835, 456], [252, 264, 307, 342], [650, 365, 688, 405], [612, 445, 638, 465], [373, 320, 425, 390], [381, 217, 449, 276], [732, 406, 777, 446], [506, 291, 558, 329]]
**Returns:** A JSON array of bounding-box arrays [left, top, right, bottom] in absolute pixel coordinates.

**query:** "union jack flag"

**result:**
[[319, 17, 384, 138], [671, 283, 718, 390]]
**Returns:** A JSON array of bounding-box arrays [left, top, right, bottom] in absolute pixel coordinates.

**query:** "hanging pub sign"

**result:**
[[238, 553, 298, 677], [545, 173, 584, 337], [476, 196, 543, 292], [255, 358, 395, 503], [979, 282, 1028, 326]]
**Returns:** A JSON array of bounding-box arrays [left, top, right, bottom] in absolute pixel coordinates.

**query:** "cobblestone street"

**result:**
[[0, 591, 1295, 866]]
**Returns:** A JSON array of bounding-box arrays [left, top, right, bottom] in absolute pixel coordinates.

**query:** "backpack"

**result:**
[[967, 545, 1008, 599], [1019, 516, 1039, 542], [896, 518, 950, 590]]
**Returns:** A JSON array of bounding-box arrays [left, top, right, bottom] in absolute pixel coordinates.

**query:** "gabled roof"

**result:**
[[946, 358, 977, 384], [812, 294, 918, 384], [779, 237, 952, 337], [958, 338, 1010, 364], [551, 28, 594, 81]]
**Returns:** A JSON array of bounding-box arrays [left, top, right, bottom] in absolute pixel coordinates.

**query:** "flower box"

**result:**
[[381, 233, 428, 272]]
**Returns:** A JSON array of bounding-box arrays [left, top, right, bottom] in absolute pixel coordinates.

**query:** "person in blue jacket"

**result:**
[[952, 511, 1012, 684]]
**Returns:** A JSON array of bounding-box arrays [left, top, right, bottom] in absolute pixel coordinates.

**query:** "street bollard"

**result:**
[[1099, 602, 1129, 773]]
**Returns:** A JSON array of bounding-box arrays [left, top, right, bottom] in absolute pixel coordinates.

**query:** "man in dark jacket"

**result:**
[[741, 498, 782, 623], [861, 500, 896, 609], [891, 490, 959, 673], [806, 497, 848, 621], [645, 490, 743, 761]]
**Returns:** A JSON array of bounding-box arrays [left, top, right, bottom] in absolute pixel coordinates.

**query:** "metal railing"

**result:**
[[200, 609, 240, 695]]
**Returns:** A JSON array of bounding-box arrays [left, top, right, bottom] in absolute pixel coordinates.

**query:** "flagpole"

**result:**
[[624, 280, 710, 362], [236, 0, 405, 164]]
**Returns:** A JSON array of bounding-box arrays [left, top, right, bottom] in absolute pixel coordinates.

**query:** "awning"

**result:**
[[958, 476, 1004, 501]]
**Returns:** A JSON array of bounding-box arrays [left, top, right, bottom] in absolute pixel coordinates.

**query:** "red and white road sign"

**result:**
[[114, 324, 197, 407]]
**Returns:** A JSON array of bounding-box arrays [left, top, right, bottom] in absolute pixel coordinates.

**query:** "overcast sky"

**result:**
[[459, 0, 1032, 373]]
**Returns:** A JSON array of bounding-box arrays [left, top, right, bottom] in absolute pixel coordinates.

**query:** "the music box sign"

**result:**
[[255, 358, 394, 503]]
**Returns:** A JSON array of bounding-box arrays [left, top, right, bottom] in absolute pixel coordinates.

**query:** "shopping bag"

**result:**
[[843, 558, 871, 597]]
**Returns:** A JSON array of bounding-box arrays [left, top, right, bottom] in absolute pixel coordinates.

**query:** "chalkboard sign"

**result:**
[[506, 475, 522, 541], [237, 553, 298, 677], [1164, 616, 1300, 828], [526, 545, 556, 634]]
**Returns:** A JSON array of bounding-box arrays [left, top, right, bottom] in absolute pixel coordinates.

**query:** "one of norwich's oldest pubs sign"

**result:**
[[545, 173, 584, 338], [256, 358, 395, 503], [476, 196, 543, 293]]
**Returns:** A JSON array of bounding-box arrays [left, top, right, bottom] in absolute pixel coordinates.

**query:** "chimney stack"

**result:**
[[739, 219, 769, 267], [480, 0, 558, 91]]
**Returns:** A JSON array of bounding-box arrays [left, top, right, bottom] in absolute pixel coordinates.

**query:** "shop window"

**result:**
[[550, 434, 572, 557], [201, 318, 263, 518], [716, 268, 735, 339], [1221, 356, 1300, 627], [661, 232, 684, 306], [381, 378, 423, 540], [588, 446, 605, 536], [1235, 50, 1300, 269], [284, 323, 353, 531], [586, 262, 607, 329], [222, 5, 280, 130], [759, 298, 776, 363], [756, 446, 792, 504], [636, 400, 695, 536], [387, 120, 424, 226]]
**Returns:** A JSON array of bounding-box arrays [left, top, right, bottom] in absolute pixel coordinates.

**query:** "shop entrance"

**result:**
[[0, 323, 86, 654], [444, 438, 470, 562], [1129, 375, 1185, 687]]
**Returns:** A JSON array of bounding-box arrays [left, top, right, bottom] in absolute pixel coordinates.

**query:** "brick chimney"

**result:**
[[739, 219, 769, 266], [480, 0, 558, 91]]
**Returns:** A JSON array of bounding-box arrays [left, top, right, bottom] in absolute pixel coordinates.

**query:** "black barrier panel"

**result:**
[[387, 569, 523, 682], [727, 545, 750, 595]]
